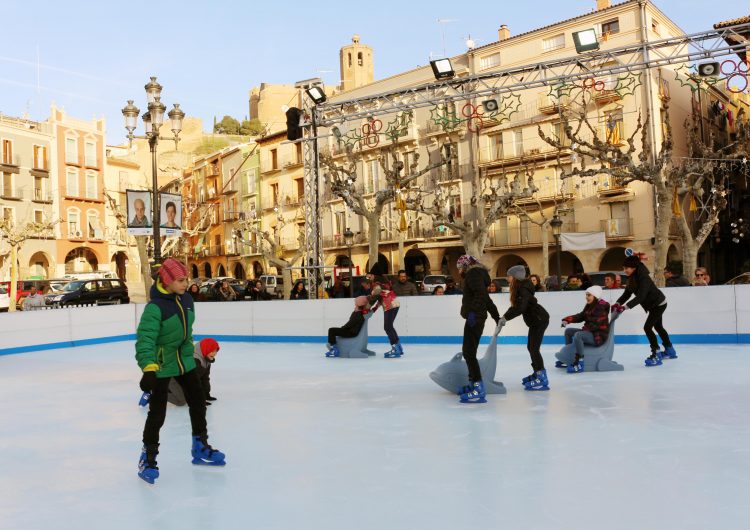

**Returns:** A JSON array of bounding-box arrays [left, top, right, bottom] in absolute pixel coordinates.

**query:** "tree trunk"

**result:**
[[281, 266, 293, 299], [461, 228, 486, 262], [652, 184, 673, 287], [540, 223, 550, 279], [682, 239, 700, 284], [398, 229, 405, 272], [136, 237, 153, 298], [8, 244, 18, 312], [366, 212, 380, 274]]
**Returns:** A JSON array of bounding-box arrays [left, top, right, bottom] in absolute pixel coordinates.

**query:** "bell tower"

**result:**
[[339, 35, 374, 92]]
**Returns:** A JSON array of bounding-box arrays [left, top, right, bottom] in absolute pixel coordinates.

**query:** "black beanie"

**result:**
[[623, 255, 641, 268]]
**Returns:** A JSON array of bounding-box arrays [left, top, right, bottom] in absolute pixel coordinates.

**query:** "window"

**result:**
[[296, 143, 303, 164], [520, 218, 532, 244], [368, 160, 379, 192], [85, 141, 97, 167], [67, 210, 80, 237], [491, 134, 504, 159], [66, 168, 79, 196], [552, 122, 571, 146], [85, 171, 98, 199], [402, 151, 415, 176], [348, 53, 352, 68], [270, 148, 278, 170], [542, 34, 565, 52], [245, 168, 258, 192], [295, 178, 304, 201], [34, 210, 43, 224], [34, 176, 45, 201], [447, 194, 462, 220], [2, 172, 13, 197], [87, 212, 102, 239], [480, 53, 502, 70], [605, 111, 624, 144], [33, 145, 48, 169], [358, 52, 363, 66], [601, 18, 620, 37], [651, 19, 661, 35], [513, 130, 524, 157], [271, 183, 279, 205], [2, 206, 14, 227], [1, 139, 12, 164], [443, 143, 458, 179], [65, 137, 78, 164]]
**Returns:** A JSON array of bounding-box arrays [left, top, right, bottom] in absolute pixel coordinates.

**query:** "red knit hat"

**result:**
[[200, 338, 220, 357], [158, 258, 188, 286]]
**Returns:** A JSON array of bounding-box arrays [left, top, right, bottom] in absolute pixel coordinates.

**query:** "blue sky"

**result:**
[[0, 0, 744, 143]]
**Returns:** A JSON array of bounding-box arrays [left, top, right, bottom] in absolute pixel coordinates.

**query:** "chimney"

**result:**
[[498, 24, 510, 41], [597, 0, 611, 9]]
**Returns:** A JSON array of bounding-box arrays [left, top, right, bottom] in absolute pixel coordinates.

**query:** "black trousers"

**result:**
[[328, 327, 358, 345], [644, 303, 672, 352], [462, 318, 485, 383], [528, 319, 549, 372], [143, 369, 207, 447]]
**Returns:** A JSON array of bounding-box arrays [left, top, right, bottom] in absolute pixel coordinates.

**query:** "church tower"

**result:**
[[339, 35, 374, 92]]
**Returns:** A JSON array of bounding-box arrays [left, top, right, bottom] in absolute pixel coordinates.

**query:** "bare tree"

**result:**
[[320, 144, 447, 271], [0, 218, 57, 311]]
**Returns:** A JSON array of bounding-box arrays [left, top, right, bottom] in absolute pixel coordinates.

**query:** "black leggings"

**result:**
[[462, 318, 485, 383], [143, 369, 207, 446], [644, 303, 672, 353], [528, 320, 549, 372]]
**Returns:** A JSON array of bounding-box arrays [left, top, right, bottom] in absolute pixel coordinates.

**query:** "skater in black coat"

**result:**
[[456, 255, 500, 403], [614, 255, 677, 366], [324, 296, 373, 357], [501, 265, 550, 391]]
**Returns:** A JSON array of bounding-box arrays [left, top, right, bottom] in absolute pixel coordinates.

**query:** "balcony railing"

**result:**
[[601, 218, 633, 238], [32, 189, 54, 203], [1, 154, 21, 167]]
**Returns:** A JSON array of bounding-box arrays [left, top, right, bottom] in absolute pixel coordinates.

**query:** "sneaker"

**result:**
[[524, 370, 550, 391], [554, 361, 568, 369], [325, 344, 340, 358], [459, 381, 487, 403], [644, 351, 663, 367], [566, 360, 584, 373], [662, 346, 678, 359]]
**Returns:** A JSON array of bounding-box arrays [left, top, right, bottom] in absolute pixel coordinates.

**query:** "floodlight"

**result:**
[[306, 86, 327, 104], [482, 99, 499, 112], [573, 29, 600, 53], [430, 58, 455, 80]]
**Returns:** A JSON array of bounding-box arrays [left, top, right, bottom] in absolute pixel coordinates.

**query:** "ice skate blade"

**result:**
[[192, 457, 226, 466], [384, 353, 402, 358], [524, 386, 550, 391], [138, 472, 158, 484], [459, 397, 487, 404]]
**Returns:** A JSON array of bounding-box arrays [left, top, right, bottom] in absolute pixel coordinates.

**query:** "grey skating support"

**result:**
[[337, 312, 376, 358], [555, 312, 624, 371], [429, 322, 507, 394]]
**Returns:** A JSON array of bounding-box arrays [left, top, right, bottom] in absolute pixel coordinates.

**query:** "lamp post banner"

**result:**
[[561, 232, 606, 251], [159, 193, 182, 238], [126, 189, 153, 236]]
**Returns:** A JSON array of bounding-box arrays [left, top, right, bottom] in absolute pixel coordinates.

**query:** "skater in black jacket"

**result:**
[[324, 296, 373, 357], [456, 255, 500, 404], [501, 265, 551, 391], [614, 255, 677, 366]]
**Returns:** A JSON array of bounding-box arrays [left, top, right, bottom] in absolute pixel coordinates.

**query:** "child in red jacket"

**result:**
[[561, 286, 611, 373]]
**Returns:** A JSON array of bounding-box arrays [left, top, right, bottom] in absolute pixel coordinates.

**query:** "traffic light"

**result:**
[[286, 107, 303, 141]]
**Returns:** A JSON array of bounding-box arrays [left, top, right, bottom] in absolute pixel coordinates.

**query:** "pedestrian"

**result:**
[[664, 264, 690, 287], [250, 280, 272, 301], [167, 337, 220, 406], [613, 255, 677, 366], [290, 280, 309, 300], [444, 277, 463, 295], [692, 267, 711, 286], [603, 273, 620, 290], [325, 296, 374, 357], [216, 280, 237, 301], [187, 283, 201, 300], [579, 273, 593, 290], [22, 285, 46, 311], [135, 258, 226, 484], [529, 274, 545, 292], [488, 280, 498, 293], [391, 269, 418, 297], [353, 278, 372, 298], [368, 263, 404, 358], [560, 285, 610, 373], [501, 265, 551, 391], [456, 255, 500, 403], [433, 285, 445, 295], [331, 277, 348, 298], [565, 275, 583, 290]]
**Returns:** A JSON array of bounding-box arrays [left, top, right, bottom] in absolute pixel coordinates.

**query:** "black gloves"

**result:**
[[140, 371, 157, 392]]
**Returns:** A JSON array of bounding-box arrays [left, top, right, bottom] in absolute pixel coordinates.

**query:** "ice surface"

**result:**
[[1, 341, 748, 530]]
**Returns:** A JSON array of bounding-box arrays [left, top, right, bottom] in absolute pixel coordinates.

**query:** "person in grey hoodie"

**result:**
[[168, 338, 220, 406]]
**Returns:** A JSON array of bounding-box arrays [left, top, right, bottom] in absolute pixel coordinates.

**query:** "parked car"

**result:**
[[725, 272, 750, 285], [197, 278, 245, 301], [259, 275, 285, 299], [45, 279, 130, 307], [0, 287, 9, 312], [421, 275, 452, 294]]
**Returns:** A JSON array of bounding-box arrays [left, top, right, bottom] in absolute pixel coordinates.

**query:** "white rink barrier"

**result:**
[[1, 285, 749, 355]]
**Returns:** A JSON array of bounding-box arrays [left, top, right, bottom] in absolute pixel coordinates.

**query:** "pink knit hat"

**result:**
[[158, 258, 188, 286]]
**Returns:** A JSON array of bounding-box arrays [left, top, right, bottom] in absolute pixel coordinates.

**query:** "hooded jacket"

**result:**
[[503, 278, 549, 327], [135, 281, 196, 378], [617, 262, 666, 311], [460, 265, 500, 322]]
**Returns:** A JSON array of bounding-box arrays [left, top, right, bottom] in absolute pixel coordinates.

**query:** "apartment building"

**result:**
[[0, 114, 56, 280]]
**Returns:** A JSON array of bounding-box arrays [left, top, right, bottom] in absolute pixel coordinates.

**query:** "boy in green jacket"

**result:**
[[135, 258, 226, 484]]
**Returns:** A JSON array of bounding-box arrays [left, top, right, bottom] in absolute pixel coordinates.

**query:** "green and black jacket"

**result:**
[[135, 281, 196, 377]]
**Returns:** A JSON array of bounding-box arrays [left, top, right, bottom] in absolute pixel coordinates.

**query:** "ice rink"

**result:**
[[1, 340, 748, 530]]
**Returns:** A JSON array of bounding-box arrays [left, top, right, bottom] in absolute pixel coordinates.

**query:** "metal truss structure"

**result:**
[[314, 22, 750, 127]]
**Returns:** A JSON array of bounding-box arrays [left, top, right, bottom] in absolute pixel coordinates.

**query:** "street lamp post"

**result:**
[[122, 77, 185, 264], [344, 227, 354, 297], [551, 214, 563, 291]]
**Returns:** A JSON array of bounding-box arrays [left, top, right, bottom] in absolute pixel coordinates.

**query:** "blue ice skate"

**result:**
[[521, 372, 536, 385], [644, 351, 663, 367], [567, 360, 584, 374], [459, 381, 487, 403], [395, 342, 404, 356], [138, 446, 159, 484], [554, 361, 567, 369], [325, 343, 340, 358], [384, 344, 401, 358], [191, 435, 226, 466], [524, 370, 550, 391], [138, 391, 151, 407], [662, 346, 678, 359]]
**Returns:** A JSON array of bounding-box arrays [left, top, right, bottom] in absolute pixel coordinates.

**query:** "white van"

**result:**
[[259, 275, 284, 298], [62, 271, 117, 282]]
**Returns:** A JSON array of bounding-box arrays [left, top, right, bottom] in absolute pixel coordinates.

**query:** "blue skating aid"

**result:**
[[138, 391, 151, 407], [554, 312, 624, 372], [191, 435, 226, 466], [459, 381, 487, 404], [138, 447, 159, 484], [430, 321, 506, 395], [336, 312, 376, 358]]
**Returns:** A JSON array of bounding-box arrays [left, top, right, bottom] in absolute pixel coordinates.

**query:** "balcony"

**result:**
[[206, 244, 225, 256], [0, 153, 21, 171], [601, 218, 634, 239], [32, 189, 54, 203], [207, 163, 220, 177], [0, 188, 22, 201], [537, 93, 570, 115], [223, 210, 240, 222]]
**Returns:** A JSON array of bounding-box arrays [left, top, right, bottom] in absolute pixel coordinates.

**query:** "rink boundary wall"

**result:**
[[1, 285, 749, 356]]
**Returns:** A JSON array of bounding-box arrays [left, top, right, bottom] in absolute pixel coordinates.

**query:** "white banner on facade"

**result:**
[[126, 189, 153, 236], [561, 232, 606, 251], [159, 193, 182, 238]]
